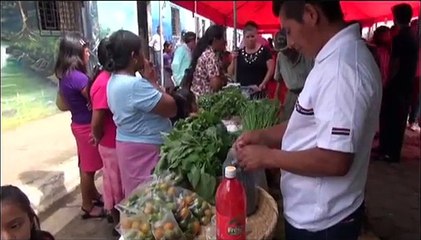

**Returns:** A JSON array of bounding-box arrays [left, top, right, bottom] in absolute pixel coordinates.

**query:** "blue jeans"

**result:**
[[284, 203, 365, 240]]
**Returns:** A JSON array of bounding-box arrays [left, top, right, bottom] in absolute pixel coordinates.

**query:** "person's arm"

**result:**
[[263, 148, 353, 177], [259, 122, 289, 148], [132, 79, 177, 118], [90, 80, 108, 144], [91, 110, 106, 144], [206, 55, 225, 91], [56, 90, 70, 111], [259, 48, 275, 89], [227, 51, 238, 77]]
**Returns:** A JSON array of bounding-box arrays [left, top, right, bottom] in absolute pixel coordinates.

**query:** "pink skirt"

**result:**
[[98, 145, 124, 210], [115, 141, 160, 197], [71, 123, 103, 172]]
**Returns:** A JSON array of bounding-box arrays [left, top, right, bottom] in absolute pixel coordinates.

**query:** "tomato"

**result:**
[[154, 227, 164, 239], [163, 222, 175, 231], [140, 222, 150, 234], [120, 217, 132, 229]]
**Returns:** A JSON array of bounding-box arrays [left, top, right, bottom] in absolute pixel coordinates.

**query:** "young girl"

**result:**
[[1, 185, 55, 240], [89, 38, 123, 230], [54, 33, 104, 218], [105, 30, 177, 197]]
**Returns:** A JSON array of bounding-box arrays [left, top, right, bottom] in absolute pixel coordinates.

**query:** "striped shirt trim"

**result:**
[[295, 101, 314, 116], [331, 127, 351, 136]]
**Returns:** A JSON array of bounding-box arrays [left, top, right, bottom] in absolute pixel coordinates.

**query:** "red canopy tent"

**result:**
[[171, 1, 420, 32]]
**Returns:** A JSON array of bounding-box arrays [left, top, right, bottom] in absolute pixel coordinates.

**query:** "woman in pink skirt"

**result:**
[[106, 30, 177, 197], [54, 33, 104, 219], [90, 38, 123, 230]]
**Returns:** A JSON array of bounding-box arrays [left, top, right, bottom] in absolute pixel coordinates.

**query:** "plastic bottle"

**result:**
[[216, 166, 247, 240], [223, 148, 259, 216]]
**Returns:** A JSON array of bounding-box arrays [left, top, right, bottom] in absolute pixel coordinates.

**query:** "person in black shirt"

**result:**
[[378, 3, 418, 163], [228, 21, 274, 92]]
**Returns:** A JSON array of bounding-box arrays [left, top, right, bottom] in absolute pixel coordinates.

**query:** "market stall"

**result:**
[[117, 87, 282, 240]]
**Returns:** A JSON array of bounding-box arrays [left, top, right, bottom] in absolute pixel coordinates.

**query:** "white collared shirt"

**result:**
[[280, 24, 382, 231]]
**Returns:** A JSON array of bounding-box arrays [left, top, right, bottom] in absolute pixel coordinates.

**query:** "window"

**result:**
[[37, 1, 83, 36], [171, 7, 180, 36]]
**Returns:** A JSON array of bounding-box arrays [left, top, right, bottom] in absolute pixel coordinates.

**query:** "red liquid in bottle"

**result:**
[[216, 166, 247, 240]]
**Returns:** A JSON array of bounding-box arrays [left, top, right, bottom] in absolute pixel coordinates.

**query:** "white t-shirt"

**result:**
[[280, 24, 382, 231], [149, 33, 163, 52]]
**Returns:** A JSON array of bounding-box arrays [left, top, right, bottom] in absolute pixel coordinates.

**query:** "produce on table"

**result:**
[[154, 112, 235, 203], [120, 214, 155, 240], [118, 174, 215, 240], [240, 99, 280, 131], [151, 210, 184, 240], [174, 188, 214, 226], [198, 87, 247, 120]]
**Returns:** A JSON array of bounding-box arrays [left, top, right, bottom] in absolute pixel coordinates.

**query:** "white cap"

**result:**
[[225, 166, 236, 179]]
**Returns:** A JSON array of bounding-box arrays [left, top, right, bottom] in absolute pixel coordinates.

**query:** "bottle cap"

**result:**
[[225, 166, 236, 179]]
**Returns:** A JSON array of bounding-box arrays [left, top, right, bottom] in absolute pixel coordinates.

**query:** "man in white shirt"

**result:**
[[235, 1, 382, 239], [149, 26, 164, 72]]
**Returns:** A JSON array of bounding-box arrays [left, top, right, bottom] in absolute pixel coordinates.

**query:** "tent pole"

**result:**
[[233, 0, 237, 83], [159, 1, 164, 87], [194, 1, 198, 35]]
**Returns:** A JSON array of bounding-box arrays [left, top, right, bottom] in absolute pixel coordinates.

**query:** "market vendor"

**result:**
[[274, 28, 314, 121], [190, 25, 228, 96], [235, 1, 382, 240]]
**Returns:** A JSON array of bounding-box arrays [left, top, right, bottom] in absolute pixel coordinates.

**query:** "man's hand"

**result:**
[[236, 144, 272, 171], [234, 130, 264, 152]]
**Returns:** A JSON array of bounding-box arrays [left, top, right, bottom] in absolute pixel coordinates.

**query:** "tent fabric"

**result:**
[[171, 1, 420, 31]]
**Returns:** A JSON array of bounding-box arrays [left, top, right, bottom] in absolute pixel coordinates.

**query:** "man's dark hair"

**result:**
[[272, 0, 344, 23], [392, 3, 413, 25]]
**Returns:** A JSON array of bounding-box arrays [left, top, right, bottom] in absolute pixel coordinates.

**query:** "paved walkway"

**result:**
[[1, 112, 81, 213]]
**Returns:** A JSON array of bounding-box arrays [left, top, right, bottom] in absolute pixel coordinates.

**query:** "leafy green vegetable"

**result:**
[[155, 112, 234, 203], [240, 99, 280, 131], [198, 87, 247, 119]]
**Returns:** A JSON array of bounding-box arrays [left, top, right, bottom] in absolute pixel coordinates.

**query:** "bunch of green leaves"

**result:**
[[240, 99, 280, 131], [197, 87, 247, 120], [154, 111, 235, 203]]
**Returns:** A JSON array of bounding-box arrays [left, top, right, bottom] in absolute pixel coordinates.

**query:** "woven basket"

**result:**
[[200, 187, 279, 240], [245, 187, 279, 240]]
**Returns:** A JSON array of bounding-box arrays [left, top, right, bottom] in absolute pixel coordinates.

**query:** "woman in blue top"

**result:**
[[105, 30, 177, 197]]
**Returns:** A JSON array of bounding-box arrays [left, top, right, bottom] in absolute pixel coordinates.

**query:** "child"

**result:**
[[169, 68, 198, 124], [1, 185, 55, 240]]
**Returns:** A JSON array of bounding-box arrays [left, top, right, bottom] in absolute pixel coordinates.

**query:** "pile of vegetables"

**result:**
[[240, 99, 280, 131], [118, 173, 214, 240], [154, 111, 235, 203], [198, 87, 247, 120]]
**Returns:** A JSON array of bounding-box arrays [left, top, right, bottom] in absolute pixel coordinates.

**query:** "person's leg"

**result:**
[[389, 96, 411, 162], [116, 141, 160, 197], [71, 123, 104, 218], [408, 78, 420, 126]]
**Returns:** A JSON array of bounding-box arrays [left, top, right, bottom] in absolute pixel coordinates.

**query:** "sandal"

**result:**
[[81, 205, 106, 219], [93, 195, 104, 207]]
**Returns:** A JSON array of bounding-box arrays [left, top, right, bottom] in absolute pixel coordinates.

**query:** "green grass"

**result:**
[[1, 60, 59, 130]]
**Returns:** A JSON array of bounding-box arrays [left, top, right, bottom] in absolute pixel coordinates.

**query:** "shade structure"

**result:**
[[171, 1, 420, 32]]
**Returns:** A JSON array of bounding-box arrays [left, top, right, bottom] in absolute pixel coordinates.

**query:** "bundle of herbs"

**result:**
[[154, 111, 235, 203], [198, 87, 246, 120], [240, 99, 281, 131]]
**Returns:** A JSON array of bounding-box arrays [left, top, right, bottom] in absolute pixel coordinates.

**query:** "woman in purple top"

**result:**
[[54, 33, 105, 219]]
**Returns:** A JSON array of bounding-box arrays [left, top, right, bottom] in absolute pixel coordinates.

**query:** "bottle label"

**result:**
[[216, 214, 246, 240]]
